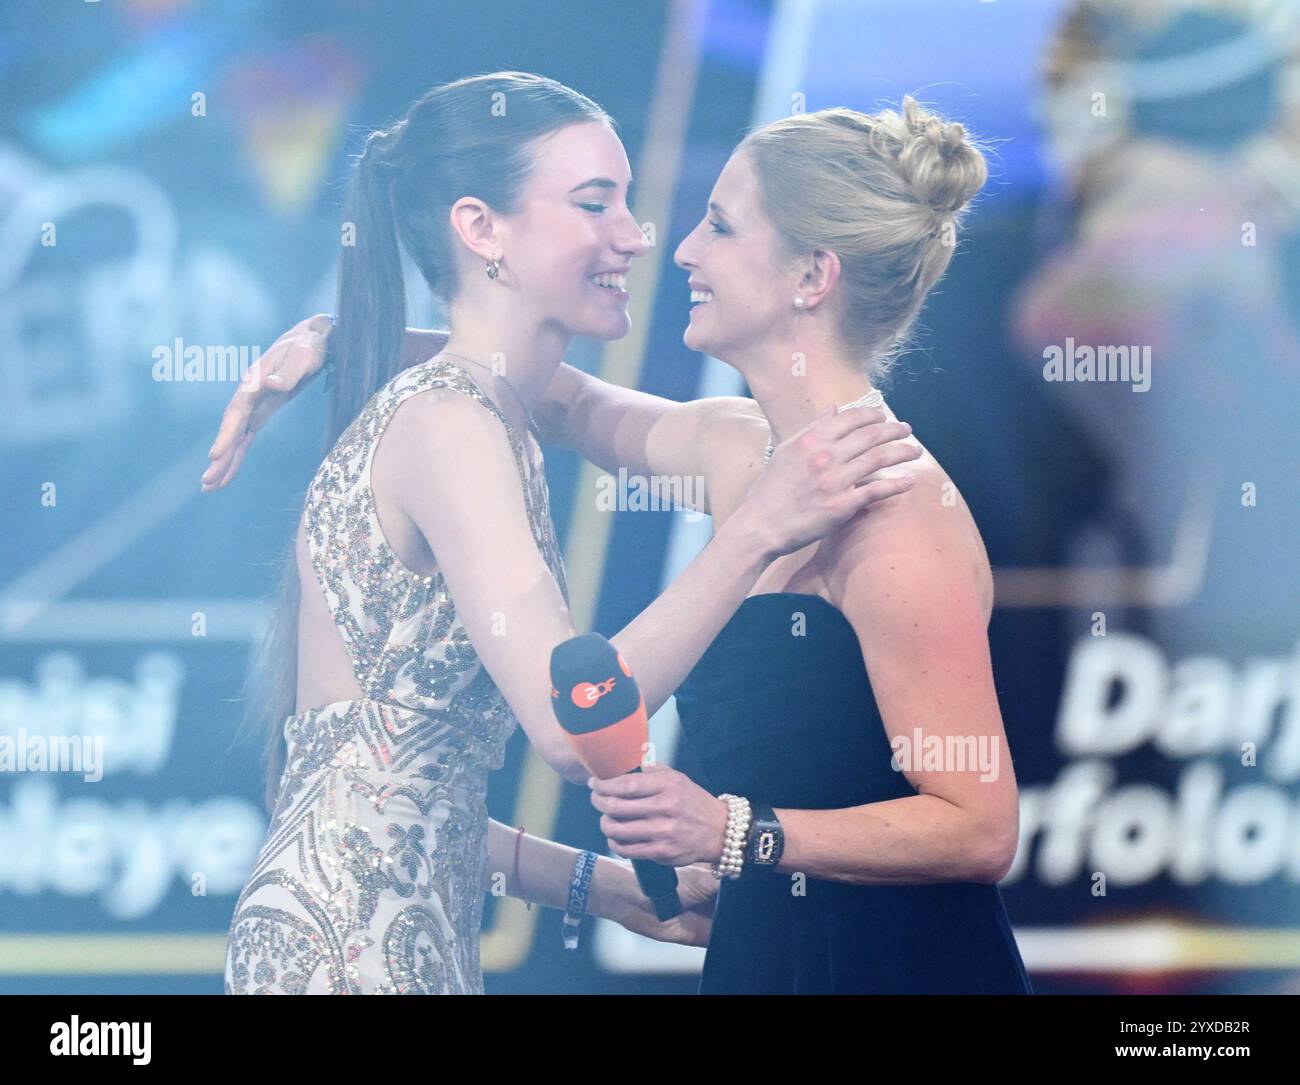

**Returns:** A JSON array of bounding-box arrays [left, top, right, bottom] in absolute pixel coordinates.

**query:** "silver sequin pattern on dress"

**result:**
[[224, 360, 569, 994]]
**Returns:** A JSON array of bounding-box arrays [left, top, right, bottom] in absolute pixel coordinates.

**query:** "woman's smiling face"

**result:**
[[500, 120, 650, 341], [673, 150, 797, 360]]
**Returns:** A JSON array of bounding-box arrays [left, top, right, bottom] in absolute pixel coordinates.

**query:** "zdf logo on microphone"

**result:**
[[569, 652, 633, 709], [571, 676, 617, 708]]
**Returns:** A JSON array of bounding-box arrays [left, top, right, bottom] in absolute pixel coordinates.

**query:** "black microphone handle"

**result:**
[[631, 857, 682, 921], [623, 765, 681, 920]]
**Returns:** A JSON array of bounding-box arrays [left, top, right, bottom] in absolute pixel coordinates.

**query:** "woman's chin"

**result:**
[[682, 323, 710, 354], [577, 311, 632, 341]]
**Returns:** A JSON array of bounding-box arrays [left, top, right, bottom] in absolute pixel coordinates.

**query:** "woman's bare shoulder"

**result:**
[[818, 447, 994, 623], [374, 383, 530, 507]]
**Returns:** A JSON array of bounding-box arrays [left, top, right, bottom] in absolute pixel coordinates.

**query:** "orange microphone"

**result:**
[[550, 633, 682, 920]]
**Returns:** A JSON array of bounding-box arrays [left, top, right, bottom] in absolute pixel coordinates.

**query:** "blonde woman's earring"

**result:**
[[793, 296, 805, 308], [486, 257, 501, 280]]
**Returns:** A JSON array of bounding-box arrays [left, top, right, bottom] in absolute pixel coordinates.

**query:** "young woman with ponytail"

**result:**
[[217, 71, 919, 994]]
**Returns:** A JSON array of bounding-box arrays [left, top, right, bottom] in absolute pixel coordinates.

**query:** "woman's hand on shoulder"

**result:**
[[727, 406, 922, 559]]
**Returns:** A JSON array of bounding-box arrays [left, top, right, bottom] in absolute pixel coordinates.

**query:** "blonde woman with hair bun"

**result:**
[[207, 93, 1029, 994], [582, 96, 1030, 994]]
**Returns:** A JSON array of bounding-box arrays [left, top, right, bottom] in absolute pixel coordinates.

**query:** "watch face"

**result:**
[[753, 828, 780, 864]]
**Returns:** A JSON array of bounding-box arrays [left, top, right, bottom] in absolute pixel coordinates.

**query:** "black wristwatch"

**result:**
[[743, 801, 784, 875]]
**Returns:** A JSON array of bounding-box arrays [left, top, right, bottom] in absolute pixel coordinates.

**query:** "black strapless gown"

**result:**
[[673, 593, 1032, 995]]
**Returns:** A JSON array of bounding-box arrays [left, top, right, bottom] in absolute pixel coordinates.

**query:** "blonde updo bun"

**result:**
[[891, 96, 988, 213], [740, 95, 989, 378]]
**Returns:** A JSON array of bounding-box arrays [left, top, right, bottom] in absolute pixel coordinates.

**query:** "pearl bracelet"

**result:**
[[712, 794, 752, 879]]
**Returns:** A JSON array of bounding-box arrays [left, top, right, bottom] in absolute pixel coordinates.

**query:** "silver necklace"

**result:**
[[437, 351, 538, 436], [763, 390, 885, 463]]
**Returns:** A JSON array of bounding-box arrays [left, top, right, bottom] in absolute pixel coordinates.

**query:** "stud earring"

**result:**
[[793, 296, 805, 308], [486, 257, 501, 280]]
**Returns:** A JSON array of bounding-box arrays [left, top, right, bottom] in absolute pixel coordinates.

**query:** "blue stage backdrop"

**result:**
[[2, 0, 1298, 994]]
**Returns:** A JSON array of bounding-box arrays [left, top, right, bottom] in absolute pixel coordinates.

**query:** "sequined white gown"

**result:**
[[224, 359, 568, 994]]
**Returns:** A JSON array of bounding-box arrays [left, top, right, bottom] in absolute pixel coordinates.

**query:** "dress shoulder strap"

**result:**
[[381, 357, 537, 454]]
